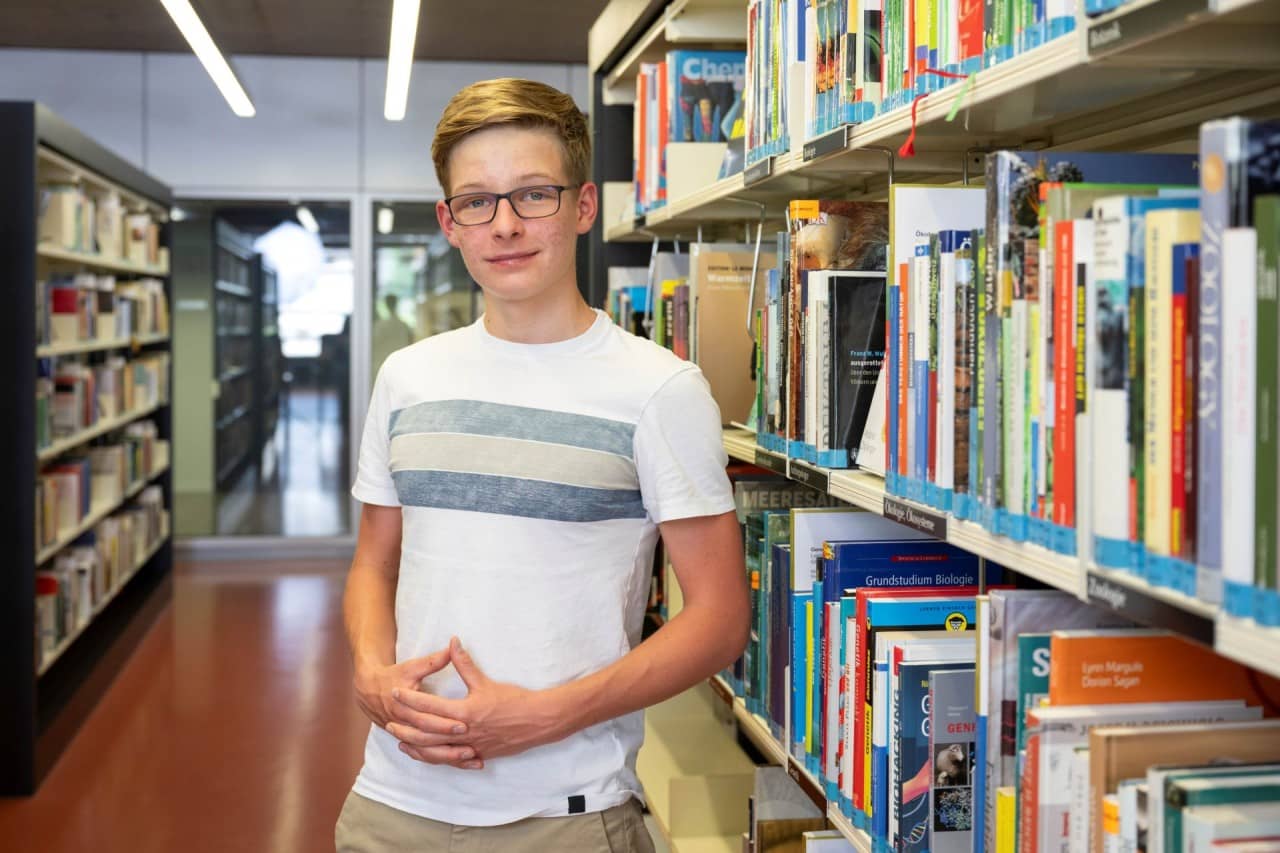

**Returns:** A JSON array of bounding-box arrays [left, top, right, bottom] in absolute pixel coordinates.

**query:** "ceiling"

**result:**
[[0, 0, 608, 63]]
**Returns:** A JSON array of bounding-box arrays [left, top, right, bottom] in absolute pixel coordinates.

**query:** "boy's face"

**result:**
[[436, 125, 597, 308]]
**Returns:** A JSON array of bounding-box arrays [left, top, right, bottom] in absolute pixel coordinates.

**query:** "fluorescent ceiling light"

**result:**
[[377, 207, 395, 234], [384, 0, 421, 121], [296, 206, 319, 234], [158, 0, 256, 118]]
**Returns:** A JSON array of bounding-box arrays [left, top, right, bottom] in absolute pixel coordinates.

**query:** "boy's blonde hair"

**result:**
[[432, 78, 590, 194]]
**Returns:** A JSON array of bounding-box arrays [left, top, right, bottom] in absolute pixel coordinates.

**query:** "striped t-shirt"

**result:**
[[350, 309, 734, 826]]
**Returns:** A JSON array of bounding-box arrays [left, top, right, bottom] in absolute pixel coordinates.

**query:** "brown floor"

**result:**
[[0, 559, 369, 853]]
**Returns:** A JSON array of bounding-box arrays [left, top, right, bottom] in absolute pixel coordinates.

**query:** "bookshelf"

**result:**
[[213, 221, 257, 489], [252, 255, 282, 469], [590, 0, 1280, 844], [0, 102, 174, 795]]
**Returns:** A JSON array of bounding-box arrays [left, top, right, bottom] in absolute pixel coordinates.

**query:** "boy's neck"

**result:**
[[481, 288, 598, 345]]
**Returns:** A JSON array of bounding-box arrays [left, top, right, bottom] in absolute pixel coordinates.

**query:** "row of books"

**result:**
[[38, 274, 171, 347], [742, 0, 1075, 167], [35, 424, 169, 551], [35, 487, 170, 670], [607, 242, 776, 429], [633, 49, 746, 215], [748, 120, 1280, 626], [36, 352, 171, 449], [38, 183, 165, 267], [725, 478, 1280, 852]]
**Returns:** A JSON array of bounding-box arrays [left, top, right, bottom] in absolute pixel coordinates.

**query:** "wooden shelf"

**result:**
[[37, 145, 168, 220], [36, 333, 169, 358], [36, 463, 170, 566], [721, 429, 1280, 680], [37, 532, 169, 677], [826, 806, 874, 853], [38, 400, 164, 463], [37, 244, 168, 277]]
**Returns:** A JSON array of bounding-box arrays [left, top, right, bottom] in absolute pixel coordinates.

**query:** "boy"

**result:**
[[336, 78, 750, 851]]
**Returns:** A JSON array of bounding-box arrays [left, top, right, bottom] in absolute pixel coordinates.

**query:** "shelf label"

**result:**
[[882, 495, 948, 539], [753, 447, 789, 477], [786, 758, 826, 811], [790, 460, 830, 493], [1086, 0, 1209, 57], [1085, 570, 1216, 645], [803, 127, 850, 162], [744, 157, 774, 187]]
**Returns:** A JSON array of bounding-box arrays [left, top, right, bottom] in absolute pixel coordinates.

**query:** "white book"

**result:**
[[1117, 778, 1145, 853], [1222, 226, 1258, 593], [1074, 219, 1096, 561], [1103, 793, 1123, 853], [1092, 197, 1131, 562], [856, 363, 888, 475], [1068, 745, 1093, 853], [1184, 803, 1280, 852], [803, 829, 857, 851], [1147, 763, 1280, 853]]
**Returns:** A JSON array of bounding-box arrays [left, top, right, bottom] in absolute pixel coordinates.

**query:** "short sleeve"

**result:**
[[634, 366, 735, 524], [351, 362, 402, 507]]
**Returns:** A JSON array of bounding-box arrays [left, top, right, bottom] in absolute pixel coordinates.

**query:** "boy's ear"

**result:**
[[436, 200, 462, 248], [575, 182, 599, 236]]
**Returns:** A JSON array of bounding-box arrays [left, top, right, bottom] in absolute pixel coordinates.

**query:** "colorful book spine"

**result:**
[[1222, 227, 1258, 617]]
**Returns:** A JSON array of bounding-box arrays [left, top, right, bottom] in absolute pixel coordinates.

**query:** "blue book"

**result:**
[[894, 660, 970, 852], [913, 243, 931, 486], [667, 50, 746, 144], [889, 277, 901, 491]]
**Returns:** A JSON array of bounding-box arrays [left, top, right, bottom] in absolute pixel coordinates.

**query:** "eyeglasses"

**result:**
[[444, 184, 580, 226]]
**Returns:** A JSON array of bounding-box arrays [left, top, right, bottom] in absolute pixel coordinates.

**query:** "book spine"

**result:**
[[1196, 120, 1238, 594], [889, 274, 901, 480], [1076, 221, 1095, 560], [1171, 245, 1189, 560], [853, 600, 869, 814], [975, 229, 988, 507], [1127, 210, 1147, 562], [1222, 227, 1258, 596], [1256, 195, 1279, 597], [929, 234, 941, 490], [1182, 250, 1200, 564], [956, 236, 974, 504], [900, 261, 911, 479], [915, 243, 932, 486], [1144, 212, 1172, 561], [1092, 199, 1131, 565], [1055, 221, 1076, 529], [940, 234, 958, 496]]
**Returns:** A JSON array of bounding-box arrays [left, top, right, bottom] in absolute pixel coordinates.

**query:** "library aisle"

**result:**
[[0, 560, 368, 852]]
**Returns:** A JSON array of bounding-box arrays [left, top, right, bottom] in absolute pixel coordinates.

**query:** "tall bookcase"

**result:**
[[252, 254, 282, 473], [213, 221, 257, 490], [0, 102, 174, 795], [589, 1, 1280, 848]]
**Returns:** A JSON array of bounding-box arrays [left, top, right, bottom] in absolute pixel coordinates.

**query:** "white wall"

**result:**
[[0, 48, 590, 198]]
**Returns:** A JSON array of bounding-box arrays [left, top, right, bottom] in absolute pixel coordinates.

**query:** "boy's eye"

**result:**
[[464, 196, 493, 209]]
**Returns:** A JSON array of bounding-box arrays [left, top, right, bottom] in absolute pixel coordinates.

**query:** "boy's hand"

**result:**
[[354, 648, 477, 769], [389, 637, 571, 768]]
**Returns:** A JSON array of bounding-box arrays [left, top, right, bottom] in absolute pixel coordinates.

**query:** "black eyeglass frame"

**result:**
[[443, 184, 582, 226]]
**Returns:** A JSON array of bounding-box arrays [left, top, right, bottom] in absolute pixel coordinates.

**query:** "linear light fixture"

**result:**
[[297, 206, 320, 234], [158, 0, 256, 117], [377, 206, 395, 234], [384, 0, 421, 121]]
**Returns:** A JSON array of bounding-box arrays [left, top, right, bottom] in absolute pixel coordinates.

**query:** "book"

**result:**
[[689, 243, 778, 424], [929, 667, 978, 853], [1088, 720, 1280, 853], [829, 271, 888, 467], [1181, 802, 1280, 850], [1198, 118, 1280, 605], [1048, 628, 1280, 707], [1150, 763, 1280, 853], [1222, 227, 1260, 616], [1256, 196, 1280, 608]]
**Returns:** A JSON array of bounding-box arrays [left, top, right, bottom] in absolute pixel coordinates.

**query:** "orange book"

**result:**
[[634, 69, 648, 214], [1048, 629, 1280, 706]]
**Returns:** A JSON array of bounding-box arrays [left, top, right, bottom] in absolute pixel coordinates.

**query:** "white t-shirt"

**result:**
[[350, 308, 735, 826]]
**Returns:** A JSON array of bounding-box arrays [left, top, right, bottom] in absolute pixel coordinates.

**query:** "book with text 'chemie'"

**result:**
[[1047, 628, 1280, 707], [1087, 720, 1280, 853]]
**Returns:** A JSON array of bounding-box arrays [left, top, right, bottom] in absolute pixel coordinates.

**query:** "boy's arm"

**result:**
[[346, 503, 474, 766], [389, 508, 749, 762]]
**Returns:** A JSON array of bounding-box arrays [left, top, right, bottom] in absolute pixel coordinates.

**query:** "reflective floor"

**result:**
[[216, 387, 352, 537], [0, 559, 368, 853]]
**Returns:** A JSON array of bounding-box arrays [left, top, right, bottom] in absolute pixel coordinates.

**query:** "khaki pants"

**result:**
[[335, 790, 657, 853]]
